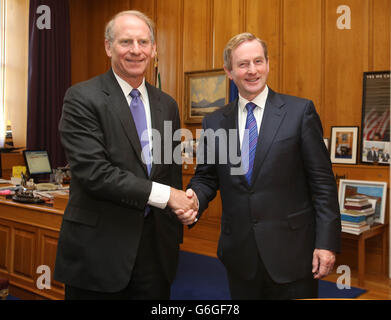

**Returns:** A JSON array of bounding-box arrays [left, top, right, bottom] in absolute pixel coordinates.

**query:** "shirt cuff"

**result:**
[[147, 182, 170, 209]]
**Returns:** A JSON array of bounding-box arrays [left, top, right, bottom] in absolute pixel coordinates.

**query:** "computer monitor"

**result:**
[[23, 150, 52, 181]]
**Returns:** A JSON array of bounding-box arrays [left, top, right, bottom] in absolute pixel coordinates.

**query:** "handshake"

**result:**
[[167, 188, 199, 225]]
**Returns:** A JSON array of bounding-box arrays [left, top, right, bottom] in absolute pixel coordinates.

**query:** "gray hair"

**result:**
[[223, 32, 268, 71], [105, 10, 155, 44]]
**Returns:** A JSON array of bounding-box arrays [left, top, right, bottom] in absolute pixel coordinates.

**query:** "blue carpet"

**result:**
[[171, 251, 366, 300], [317, 280, 366, 299]]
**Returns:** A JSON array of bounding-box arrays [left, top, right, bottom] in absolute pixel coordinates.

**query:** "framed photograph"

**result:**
[[338, 179, 387, 224], [330, 126, 359, 164], [361, 71, 390, 164], [184, 69, 229, 124]]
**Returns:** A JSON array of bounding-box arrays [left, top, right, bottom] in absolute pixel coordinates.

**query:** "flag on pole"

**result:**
[[154, 55, 161, 90]]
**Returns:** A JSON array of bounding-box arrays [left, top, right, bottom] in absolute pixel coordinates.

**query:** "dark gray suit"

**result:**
[[188, 89, 341, 293], [54, 69, 182, 294]]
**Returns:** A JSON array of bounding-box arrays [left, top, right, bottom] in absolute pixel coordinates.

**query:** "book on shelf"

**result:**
[[340, 212, 375, 224], [341, 207, 375, 215], [341, 220, 368, 228], [344, 194, 370, 202], [342, 224, 370, 235], [344, 203, 373, 210], [341, 219, 373, 228]]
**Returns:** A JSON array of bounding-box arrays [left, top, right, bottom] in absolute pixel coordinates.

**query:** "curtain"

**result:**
[[27, 0, 70, 168]]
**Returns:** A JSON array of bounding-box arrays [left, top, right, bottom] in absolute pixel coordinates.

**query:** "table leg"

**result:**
[[358, 236, 365, 287], [381, 229, 386, 276]]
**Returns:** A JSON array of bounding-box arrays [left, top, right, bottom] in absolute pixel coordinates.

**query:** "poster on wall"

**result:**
[[361, 71, 391, 164]]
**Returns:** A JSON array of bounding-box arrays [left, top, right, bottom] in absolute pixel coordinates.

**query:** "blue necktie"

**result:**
[[242, 102, 258, 184], [129, 89, 151, 176]]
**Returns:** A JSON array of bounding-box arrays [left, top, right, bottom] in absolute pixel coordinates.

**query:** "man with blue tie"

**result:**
[[183, 33, 341, 299], [54, 10, 197, 300]]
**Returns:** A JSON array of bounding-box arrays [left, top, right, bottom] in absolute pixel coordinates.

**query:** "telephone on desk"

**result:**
[[35, 183, 58, 191]]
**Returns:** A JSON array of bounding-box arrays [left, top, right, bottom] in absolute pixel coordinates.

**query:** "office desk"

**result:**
[[0, 197, 65, 299]]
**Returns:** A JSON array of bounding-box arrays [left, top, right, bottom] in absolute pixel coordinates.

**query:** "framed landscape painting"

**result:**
[[184, 69, 229, 124]]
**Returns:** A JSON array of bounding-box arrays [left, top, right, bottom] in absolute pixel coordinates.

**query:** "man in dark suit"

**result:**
[[367, 146, 379, 162], [381, 151, 390, 162], [54, 10, 197, 300], [182, 33, 341, 299]]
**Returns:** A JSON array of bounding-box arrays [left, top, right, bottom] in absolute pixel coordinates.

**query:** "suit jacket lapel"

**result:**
[[221, 99, 238, 135], [250, 89, 286, 185], [221, 99, 248, 187], [222, 99, 240, 162], [101, 70, 147, 174]]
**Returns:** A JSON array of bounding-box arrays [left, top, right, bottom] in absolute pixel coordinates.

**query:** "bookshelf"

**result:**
[[332, 164, 389, 281]]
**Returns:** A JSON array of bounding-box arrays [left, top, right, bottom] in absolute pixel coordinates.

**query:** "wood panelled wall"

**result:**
[[69, 0, 390, 272], [70, 0, 390, 136]]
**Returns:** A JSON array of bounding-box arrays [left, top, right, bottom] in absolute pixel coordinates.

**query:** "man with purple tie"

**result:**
[[184, 33, 341, 299], [54, 10, 197, 300]]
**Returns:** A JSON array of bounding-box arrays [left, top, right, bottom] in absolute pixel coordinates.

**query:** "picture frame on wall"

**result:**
[[361, 71, 390, 165], [184, 69, 229, 124], [338, 179, 387, 225], [330, 126, 359, 164]]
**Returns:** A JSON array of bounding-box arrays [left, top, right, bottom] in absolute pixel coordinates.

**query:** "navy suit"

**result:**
[[54, 70, 182, 294], [367, 150, 379, 162], [188, 89, 341, 290]]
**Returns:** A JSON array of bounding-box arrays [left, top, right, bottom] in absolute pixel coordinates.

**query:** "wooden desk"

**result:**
[[341, 224, 388, 287], [0, 152, 25, 179], [0, 197, 65, 299]]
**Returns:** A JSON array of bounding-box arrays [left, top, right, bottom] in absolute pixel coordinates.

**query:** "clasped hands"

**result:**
[[168, 188, 199, 225]]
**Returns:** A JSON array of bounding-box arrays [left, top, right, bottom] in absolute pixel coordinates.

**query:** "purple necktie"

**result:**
[[129, 89, 151, 175], [242, 102, 258, 184]]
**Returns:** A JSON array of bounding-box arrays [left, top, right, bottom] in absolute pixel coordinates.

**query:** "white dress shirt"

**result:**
[[113, 72, 170, 209], [238, 86, 269, 148]]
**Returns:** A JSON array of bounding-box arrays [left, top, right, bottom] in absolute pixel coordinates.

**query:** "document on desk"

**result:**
[[35, 189, 69, 200]]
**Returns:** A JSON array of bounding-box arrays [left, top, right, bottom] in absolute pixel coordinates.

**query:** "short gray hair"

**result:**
[[105, 10, 155, 44], [223, 32, 268, 71]]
